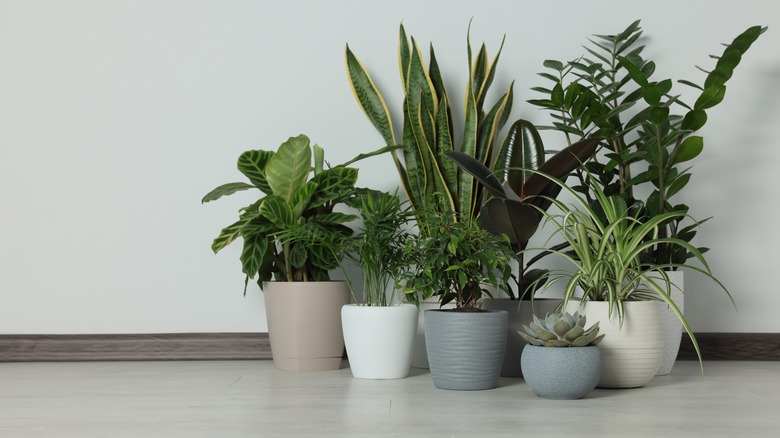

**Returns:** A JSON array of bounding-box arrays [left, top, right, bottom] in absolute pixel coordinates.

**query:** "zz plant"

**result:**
[[202, 134, 394, 292], [529, 21, 766, 266]]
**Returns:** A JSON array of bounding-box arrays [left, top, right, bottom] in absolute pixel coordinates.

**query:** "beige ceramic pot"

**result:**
[[565, 300, 663, 388], [263, 281, 350, 372]]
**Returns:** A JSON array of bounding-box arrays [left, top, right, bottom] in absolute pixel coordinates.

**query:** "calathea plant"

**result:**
[[347, 23, 524, 231], [202, 134, 394, 292], [529, 21, 765, 266]]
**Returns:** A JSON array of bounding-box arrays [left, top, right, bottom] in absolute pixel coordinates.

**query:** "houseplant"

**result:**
[[202, 134, 393, 371], [529, 21, 764, 374], [524, 167, 731, 387], [340, 190, 418, 379], [519, 311, 604, 399], [445, 135, 598, 377], [402, 212, 517, 390]]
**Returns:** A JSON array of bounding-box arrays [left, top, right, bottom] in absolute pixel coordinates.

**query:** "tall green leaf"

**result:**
[[265, 135, 312, 202], [346, 46, 396, 146], [202, 182, 256, 204]]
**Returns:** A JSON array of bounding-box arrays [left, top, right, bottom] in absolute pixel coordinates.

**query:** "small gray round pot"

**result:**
[[424, 309, 508, 391], [521, 345, 601, 400]]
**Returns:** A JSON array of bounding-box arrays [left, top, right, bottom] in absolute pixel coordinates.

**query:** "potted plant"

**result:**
[[340, 190, 418, 379], [446, 135, 597, 377], [525, 167, 730, 388], [202, 134, 393, 372], [529, 21, 764, 374], [519, 311, 604, 399], [402, 212, 517, 390]]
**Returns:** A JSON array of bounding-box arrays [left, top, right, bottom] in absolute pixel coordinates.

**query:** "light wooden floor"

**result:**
[[1, 360, 777, 437]]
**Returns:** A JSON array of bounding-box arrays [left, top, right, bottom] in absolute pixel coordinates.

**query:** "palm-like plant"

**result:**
[[523, 166, 733, 367], [344, 190, 414, 306]]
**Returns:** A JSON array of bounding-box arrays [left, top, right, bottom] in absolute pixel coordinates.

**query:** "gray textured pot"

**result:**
[[521, 345, 601, 400], [424, 309, 508, 391], [481, 298, 561, 377]]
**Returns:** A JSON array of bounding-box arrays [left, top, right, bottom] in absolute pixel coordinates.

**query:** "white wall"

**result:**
[[1, 0, 778, 333]]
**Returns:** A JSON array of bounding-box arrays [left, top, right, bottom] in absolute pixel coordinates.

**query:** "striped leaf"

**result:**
[[259, 196, 294, 229], [290, 181, 318, 218], [436, 94, 458, 199], [202, 182, 256, 204], [476, 35, 506, 111], [265, 135, 312, 202], [399, 24, 411, 89], [237, 150, 275, 194], [240, 233, 268, 278], [211, 216, 252, 254], [459, 74, 479, 221], [311, 212, 358, 226], [400, 101, 426, 215], [345, 45, 396, 146], [309, 167, 358, 207]]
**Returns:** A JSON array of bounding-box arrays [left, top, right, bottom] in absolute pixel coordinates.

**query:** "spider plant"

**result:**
[[523, 165, 733, 369], [344, 189, 414, 306]]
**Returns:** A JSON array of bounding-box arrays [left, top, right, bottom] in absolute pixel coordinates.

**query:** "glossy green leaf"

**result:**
[[666, 173, 691, 199], [674, 136, 704, 164], [681, 109, 708, 131], [259, 196, 294, 229], [495, 119, 545, 198], [695, 85, 726, 110], [481, 198, 540, 246], [445, 151, 506, 198]]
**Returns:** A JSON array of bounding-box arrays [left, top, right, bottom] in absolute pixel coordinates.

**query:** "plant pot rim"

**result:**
[[343, 303, 417, 308], [425, 309, 507, 314]]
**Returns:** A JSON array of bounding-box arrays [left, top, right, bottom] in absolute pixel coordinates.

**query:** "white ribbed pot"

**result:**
[[646, 271, 685, 376], [565, 300, 663, 388], [263, 281, 350, 372], [481, 298, 561, 377], [411, 299, 455, 369], [342, 304, 418, 379]]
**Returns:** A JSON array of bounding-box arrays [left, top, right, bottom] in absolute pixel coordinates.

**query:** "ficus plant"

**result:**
[[346, 22, 524, 231], [202, 134, 395, 293], [529, 20, 766, 266], [445, 133, 599, 298], [401, 211, 517, 312]]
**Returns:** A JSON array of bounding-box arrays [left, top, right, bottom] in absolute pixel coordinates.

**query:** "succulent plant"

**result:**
[[519, 311, 604, 347]]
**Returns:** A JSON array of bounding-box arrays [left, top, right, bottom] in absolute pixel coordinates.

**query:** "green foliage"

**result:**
[[346, 23, 519, 230], [401, 212, 517, 311], [524, 167, 734, 369], [529, 21, 766, 266], [344, 190, 415, 306], [203, 134, 386, 293], [519, 311, 604, 347]]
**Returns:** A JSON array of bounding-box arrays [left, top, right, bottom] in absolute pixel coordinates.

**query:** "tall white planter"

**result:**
[[566, 300, 663, 388], [342, 304, 418, 379]]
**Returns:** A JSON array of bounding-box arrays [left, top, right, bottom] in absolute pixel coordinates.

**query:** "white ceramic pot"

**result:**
[[411, 299, 455, 368], [263, 281, 350, 372], [644, 271, 685, 376], [342, 304, 418, 379], [565, 300, 663, 388]]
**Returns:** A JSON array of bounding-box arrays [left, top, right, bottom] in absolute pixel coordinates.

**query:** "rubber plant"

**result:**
[[346, 23, 519, 231], [529, 20, 766, 266], [202, 134, 395, 293]]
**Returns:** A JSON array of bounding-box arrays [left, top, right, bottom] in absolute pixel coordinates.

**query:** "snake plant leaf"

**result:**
[[346, 45, 396, 146], [399, 24, 410, 88], [673, 136, 704, 164], [472, 43, 488, 101], [436, 95, 458, 198], [201, 182, 256, 204], [428, 45, 448, 105], [445, 151, 506, 199], [400, 101, 425, 213], [265, 135, 312, 203], [476, 35, 506, 111], [237, 150, 275, 194], [523, 137, 600, 198], [459, 74, 479, 220], [495, 119, 545, 197], [482, 198, 540, 246]]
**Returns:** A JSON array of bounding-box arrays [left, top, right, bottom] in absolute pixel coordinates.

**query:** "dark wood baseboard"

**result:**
[[0, 333, 271, 362], [678, 333, 780, 361], [1, 332, 777, 362]]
